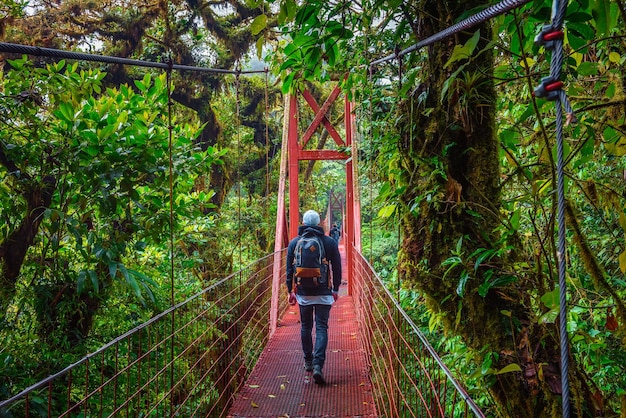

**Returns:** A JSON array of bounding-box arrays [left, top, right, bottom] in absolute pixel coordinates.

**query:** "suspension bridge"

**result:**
[[0, 244, 484, 417], [0, 0, 579, 415], [0, 62, 487, 417]]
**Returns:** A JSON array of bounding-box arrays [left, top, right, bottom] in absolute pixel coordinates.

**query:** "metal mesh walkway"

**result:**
[[228, 248, 377, 417]]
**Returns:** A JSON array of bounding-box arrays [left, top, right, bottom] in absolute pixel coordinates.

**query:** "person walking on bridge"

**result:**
[[286, 210, 342, 385]]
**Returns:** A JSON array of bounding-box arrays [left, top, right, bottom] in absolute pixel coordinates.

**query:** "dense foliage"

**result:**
[[273, 0, 625, 415]]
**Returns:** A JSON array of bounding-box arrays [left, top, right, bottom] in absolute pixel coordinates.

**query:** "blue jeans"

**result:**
[[299, 304, 331, 368]]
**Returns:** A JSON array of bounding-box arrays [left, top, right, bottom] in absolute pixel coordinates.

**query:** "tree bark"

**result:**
[[395, 1, 592, 415]]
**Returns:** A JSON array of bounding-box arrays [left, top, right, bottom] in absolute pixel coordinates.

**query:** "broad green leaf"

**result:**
[[609, 52, 621, 64], [109, 262, 118, 279], [619, 212, 626, 233], [250, 14, 267, 36], [89, 270, 99, 293], [567, 12, 592, 23], [278, 2, 287, 24], [256, 37, 264, 59], [540, 309, 559, 324], [292, 34, 317, 48], [120, 264, 142, 299], [98, 124, 116, 140], [444, 30, 480, 69], [619, 250, 626, 274], [540, 287, 560, 310], [456, 271, 469, 297], [134, 79, 146, 92], [568, 22, 595, 42], [592, 0, 617, 37], [281, 72, 295, 94], [519, 57, 534, 69], [576, 61, 598, 76], [56, 102, 75, 122], [85, 145, 99, 157], [481, 355, 493, 375], [495, 363, 522, 374], [510, 209, 520, 230], [77, 270, 86, 294], [378, 204, 396, 218], [567, 33, 587, 51]]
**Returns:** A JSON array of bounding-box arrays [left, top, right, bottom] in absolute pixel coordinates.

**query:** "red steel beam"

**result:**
[[301, 85, 343, 147], [344, 95, 355, 296], [301, 89, 345, 147], [288, 94, 300, 239]]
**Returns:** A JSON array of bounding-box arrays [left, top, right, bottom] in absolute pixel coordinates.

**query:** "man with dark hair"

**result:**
[[329, 223, 340, 243], [286, 210, 342, 385]]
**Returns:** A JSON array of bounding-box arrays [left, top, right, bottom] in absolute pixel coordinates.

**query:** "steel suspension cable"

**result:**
[[0, 42, 266, 74], [533, 0, 575, 415], [234, 69, 243, 279], [369, 0, 532, 67], [165, 59, 177, 417]]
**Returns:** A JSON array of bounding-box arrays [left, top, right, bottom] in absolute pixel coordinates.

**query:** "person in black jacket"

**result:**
[[286, 210, 342, 385]]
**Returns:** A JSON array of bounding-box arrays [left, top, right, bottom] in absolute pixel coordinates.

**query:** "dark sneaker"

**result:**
[[304, 360, 313, 372], [312, 366, 325, 385]]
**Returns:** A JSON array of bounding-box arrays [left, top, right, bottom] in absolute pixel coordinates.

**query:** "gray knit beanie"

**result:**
[[302, 210, 320, 226]]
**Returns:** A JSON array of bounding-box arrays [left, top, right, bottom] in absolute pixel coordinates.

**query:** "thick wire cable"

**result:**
[[165, 60, 176, 417], [369, 0, 532, 67], [0, 42, 266, 74], [546, 0, 574, 415]]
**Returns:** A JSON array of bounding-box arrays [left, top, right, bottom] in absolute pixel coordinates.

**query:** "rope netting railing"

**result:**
[[351, 250, 484, 418], [0, 250, 288, 418]]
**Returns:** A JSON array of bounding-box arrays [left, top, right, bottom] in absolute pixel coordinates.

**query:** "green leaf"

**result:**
[[109, 262, 118, 279], [510, 209, 520, 231], [494, 363, 522, 375], [444, 30, 480, 69], [568, 22, 595, 42], [456, 271, 470, 297], [567, 33, 587, 51], [541, 287, 560, 310], [56, 102, 75, 123], [89, 270, 99, 293], [481, 355, 493, 375], [255, 37, 264, 59], [566, 12, 593, 23], [77, 270, 86, 294], [134, 79, 146, 92], [618, 250, 626, 274], [281, 72, 296, 94], [250, 14, 267, 36], [292, 34, 317, 48], [378, 204, 396, 218], [325, 41, 338, 67], [591, 0, 616, 37], [576, 61, 598, 76], [85, 145, 99, 157]]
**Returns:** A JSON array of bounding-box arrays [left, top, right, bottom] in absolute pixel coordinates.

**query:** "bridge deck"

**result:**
[[228, 247, 377, 417]]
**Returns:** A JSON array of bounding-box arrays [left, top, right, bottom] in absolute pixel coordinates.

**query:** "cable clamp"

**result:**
[[533, 76, 564, 101], [534, 25, 564, 50]]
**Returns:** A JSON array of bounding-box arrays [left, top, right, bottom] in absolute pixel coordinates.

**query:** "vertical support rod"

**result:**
[[345, 95, 355, 296], [271, 94, 292, 337], [350, 100, 362, 252], [288, 94, 300, 239]]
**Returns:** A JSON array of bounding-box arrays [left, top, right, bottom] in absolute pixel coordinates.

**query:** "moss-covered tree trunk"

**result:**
[[396, 1, 596, 416]]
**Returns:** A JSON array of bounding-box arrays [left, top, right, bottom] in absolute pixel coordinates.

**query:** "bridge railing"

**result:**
[[0, 250, 288, 418], [352, 249, 485, 418]]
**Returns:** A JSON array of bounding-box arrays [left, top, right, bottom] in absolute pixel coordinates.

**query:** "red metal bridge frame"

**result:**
[[271, 83, 361, 336], [326, 189, 344, 239]]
